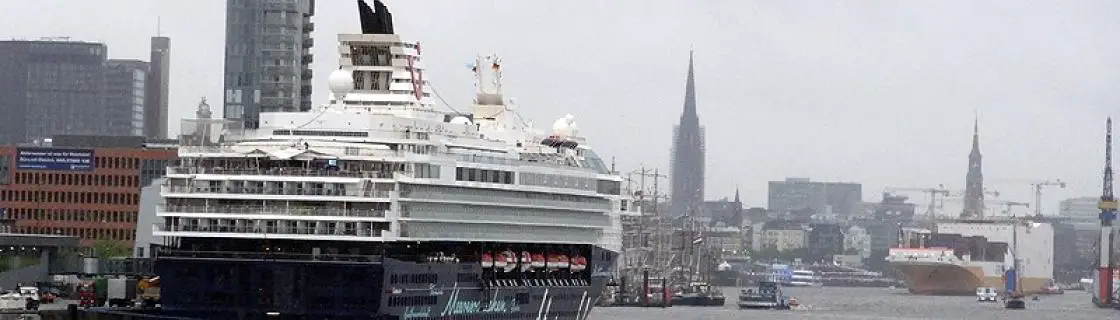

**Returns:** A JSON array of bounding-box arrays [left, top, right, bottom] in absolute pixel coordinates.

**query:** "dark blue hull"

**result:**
[[150, 242, 618, 320]]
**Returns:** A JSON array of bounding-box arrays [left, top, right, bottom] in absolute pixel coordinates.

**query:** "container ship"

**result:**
[[886, 220, 1054, 295], [148, 1, 638, 318]]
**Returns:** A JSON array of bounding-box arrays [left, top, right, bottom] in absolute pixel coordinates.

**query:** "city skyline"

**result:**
[[1, 1, 1116, 213]]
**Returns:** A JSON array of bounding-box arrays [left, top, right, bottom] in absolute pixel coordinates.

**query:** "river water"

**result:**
[[590, 287, 1115, 320]]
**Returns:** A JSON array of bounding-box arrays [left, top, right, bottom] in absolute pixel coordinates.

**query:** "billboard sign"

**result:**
[[17, 148, 94, 171]]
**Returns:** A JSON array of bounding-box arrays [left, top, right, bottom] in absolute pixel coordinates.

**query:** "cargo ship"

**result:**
[[886, 220, 1054, 295], [148, 1, 638, 318]]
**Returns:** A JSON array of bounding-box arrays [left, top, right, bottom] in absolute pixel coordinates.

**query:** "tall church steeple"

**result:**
[[669, 51, 706, 217], [962, 115, 985, 218]]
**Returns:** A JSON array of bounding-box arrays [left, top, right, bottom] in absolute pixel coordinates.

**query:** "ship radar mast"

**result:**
[[471, 55, 509, 125]]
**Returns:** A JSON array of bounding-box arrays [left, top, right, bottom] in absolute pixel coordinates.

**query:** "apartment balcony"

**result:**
[[303, 37, 314, 48], [303, 22, 314, 32]]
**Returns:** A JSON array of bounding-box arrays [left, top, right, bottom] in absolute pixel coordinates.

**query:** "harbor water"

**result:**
[[591, 287, 1113, 320]]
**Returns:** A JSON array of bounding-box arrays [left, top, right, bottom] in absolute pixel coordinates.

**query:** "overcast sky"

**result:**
[[3, 0, 1119, 215]]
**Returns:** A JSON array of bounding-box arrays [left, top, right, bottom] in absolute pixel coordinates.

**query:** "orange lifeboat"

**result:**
[[494, 252, 509, 269], [570, 256, 587, 272], [481, 253, 494, 268], [558, 254, 571, 269], [546, 254, 560, 269], [531, 253, 546, 269]]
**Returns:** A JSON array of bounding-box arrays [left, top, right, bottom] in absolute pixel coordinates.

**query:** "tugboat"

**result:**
[[737, 281, 789, 310], [671, 281, 726, 306]]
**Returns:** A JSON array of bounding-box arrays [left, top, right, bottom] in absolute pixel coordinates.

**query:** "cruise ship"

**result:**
[[886, 220, 1054, 295], [149, 1, 639, 319]]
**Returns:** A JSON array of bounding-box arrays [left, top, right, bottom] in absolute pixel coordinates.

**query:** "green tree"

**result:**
[[91, 240, 132, 258]]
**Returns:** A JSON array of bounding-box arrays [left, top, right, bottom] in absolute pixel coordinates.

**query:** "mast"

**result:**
[[1097, 117, 1117, 307]]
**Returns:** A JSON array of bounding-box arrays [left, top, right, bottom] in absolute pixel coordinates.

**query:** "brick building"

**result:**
[[0, 141, 175, 247]]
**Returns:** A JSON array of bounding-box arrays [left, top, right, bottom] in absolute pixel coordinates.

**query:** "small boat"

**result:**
[[1005, 292, 1026, 309], [737, 281, 789, 310], [975, 287, 998, 302], [671, 282, 726, 307], [1039, 280, 1064, 295]]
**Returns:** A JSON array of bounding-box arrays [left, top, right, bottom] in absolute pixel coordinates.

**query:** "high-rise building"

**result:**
[[105, 59, 149, 136], [767, 177, 863, 218], [144, 37, 170, 139], [223, 0, 316, 129], [961, 118, 985, 218], [0, 40, 111, 144], [669, 51, 705, 217]]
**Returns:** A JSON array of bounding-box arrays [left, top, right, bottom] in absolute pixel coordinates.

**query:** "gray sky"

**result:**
[[3, 0, 1119, 214]]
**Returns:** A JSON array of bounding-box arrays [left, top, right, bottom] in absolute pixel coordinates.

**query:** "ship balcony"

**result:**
[[155, 220, 391, 239], [160, 204, 389, 219], [166, 166, 396, 179], [156, 249, 382, 263], [163, 185, 392, 199]]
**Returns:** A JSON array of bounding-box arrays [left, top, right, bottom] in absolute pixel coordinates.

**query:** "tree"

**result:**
[[91, 240, 132, 258]]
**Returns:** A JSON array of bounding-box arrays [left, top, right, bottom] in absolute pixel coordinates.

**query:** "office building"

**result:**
[[0, 136, 176, 247], [0, 40, 110, 144], [144, 37, 171, 139], [767, 177, 862, 218], [224, 0, 316, 128], [105, 60, 149, 136]]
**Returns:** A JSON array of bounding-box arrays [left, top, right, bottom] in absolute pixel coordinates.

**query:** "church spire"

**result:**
[[681, 50, 697, 119], [962, 114, 985, 219]]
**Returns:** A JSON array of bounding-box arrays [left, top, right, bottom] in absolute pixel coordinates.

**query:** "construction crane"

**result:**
[[1094, 117, 1117, 307], [999, 201, 1030, 216], [1030, 179, 1066, 217], [885, 184, 950, 220]]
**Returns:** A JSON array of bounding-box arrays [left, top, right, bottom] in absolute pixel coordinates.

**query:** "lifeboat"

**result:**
[[531, 253, 546, 268], [494, 252, 508, 269], [570, 256, 587, 272], [481, 253, 494, 268], [503, 250, 517, 271], [546, 254, 560, 269], [520, 251, 532, 271], [558, 254, 571, 269]]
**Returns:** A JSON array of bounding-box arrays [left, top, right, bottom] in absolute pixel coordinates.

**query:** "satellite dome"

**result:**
[[328, 68, 354, 101], [450, 116, 473, 126], [551, 114, 577, 138]]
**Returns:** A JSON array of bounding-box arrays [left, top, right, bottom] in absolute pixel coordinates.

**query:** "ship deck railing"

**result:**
[[162, 204, 388, 218], [157, 250, 384, 264], [167, 166, 395, 179], [159, 224, 383, 237], [163, 186, 392, 198]]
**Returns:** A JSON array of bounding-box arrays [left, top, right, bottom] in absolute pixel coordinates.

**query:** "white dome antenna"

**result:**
[[328, 68, 354, 103]]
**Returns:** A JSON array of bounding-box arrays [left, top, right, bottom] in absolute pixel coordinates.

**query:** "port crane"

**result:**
[[999, 201, 1030, 216], [884, 185, 950, 220], [1030, 179, 1066, 217]]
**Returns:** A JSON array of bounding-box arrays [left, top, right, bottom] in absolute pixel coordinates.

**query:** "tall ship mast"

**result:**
[[151, 1, 637, 318]]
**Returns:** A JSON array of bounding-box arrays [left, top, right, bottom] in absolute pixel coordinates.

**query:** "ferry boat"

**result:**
[[788, 269, 823, 287], [886, 220, 1054, 296], [149, 1, 638, 319]]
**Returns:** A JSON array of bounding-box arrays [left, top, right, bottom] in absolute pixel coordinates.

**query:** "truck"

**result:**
[[137, 276, 161, 308], [95, 278, 137, 307]]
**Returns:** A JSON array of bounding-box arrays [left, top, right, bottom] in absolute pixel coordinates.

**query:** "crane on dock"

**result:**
[[1094, 117, 1117, 308], [1031, 179, 1066, 217], [999, 201, 1030, 216], [884, 185, 950, 220]]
